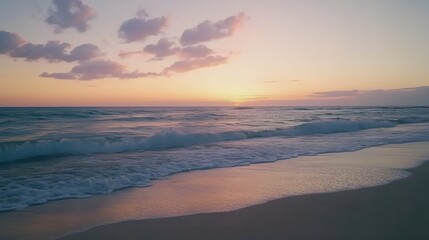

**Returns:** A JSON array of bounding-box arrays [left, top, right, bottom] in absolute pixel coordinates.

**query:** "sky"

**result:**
[[0, 0, 429, 106]]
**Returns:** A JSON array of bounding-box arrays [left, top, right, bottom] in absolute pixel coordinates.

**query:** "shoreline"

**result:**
[[60, 158, 429, 240], [1, 142, 429, 240]]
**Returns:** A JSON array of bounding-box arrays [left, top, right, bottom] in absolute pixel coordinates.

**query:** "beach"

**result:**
[[1, 141, 429, 240], [2, 0, 429, 238], [60, 158, 429, 240]]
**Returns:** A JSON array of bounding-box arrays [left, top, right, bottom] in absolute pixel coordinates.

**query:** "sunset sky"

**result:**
[[1, 0, 429, 106]]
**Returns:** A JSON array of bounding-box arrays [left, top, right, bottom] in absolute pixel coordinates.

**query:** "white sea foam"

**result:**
[[2, 107, 429, 212], [0, 119, 396, 163], [1, 122, 429, 212]]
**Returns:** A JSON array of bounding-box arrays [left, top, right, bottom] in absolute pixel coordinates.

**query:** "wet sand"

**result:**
[[60, 159, 429, 240]]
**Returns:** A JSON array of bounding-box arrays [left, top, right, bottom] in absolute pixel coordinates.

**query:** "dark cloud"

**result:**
[[40, 59, 160, 80], [0, 31, 102, 62], [10, 41, 102, 62], [180, 13, 247, 46], [0, 31, 25, 54], [10, 41, 71, 61], [45, 0, 96, 33], [180, 45, 213, 58], [143, 38, 180, 59], [164, 55, 228, 73], [118, 11, 168, 43]]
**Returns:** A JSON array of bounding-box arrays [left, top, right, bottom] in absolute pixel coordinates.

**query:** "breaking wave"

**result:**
[[0, 119, 396, 163]]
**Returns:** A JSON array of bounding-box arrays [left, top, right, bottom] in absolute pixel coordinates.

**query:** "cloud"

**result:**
[[10, 41, 71, 61], [40, 59, 160, 80], [0, 31, 102, 62], [67, 43, 102, 62], [45, 0, 96, 33], [312, 89, 360, 98], [0, 31, 25, 54], [143, 38, 180, 59], [40, 72, 77, 80], [164, 55, 228, 73], [245, 87, 429, 106], [118, 50, 143, 58], [118, 11, 168, 43], [10, 41, 102, 62], [180, 13, 247, 46], [121, 41, 214, 61], [180, 45, 213, 58]]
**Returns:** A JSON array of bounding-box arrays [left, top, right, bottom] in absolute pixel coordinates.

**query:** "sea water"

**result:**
[[1, 106, 429, 212]]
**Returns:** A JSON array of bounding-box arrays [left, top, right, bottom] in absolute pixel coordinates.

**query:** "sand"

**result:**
[[59, 159, 429, 240]]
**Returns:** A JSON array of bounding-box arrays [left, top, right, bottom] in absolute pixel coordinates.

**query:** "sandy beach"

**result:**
[[60, 155, 429, 240]]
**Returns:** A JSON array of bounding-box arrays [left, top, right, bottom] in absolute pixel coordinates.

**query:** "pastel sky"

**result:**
[[1, 0, 429, 106]]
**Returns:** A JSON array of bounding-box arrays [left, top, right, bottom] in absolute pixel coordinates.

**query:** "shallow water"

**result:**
[[1, 142, 429, 240], [1, 106, 429, 211]]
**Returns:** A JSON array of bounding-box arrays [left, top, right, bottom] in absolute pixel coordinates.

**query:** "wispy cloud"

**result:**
[[120, 42, 215, 61], [164, 45, 229, 72], [40, 59, 160, 80], [0, 31, 102, 62], [164, 55, 228, 73], [311, 89, 360, 98], [180, 13, 247, 46], [118, 50, 144, 58], [45, 0, 96, 33], [118, 10, 168, 43]]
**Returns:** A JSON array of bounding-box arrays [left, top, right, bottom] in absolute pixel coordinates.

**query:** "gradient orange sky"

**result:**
[[1, 0, 429, 106]]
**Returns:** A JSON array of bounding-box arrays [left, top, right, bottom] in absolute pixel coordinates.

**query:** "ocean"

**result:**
[[1, 106, 429, 212]]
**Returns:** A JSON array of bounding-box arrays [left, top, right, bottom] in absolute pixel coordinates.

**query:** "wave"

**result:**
[[393, 116, 429, 124], [0, 108, 159, 120], [0, 119, 396, 163], [2, 121, 429, 212]]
